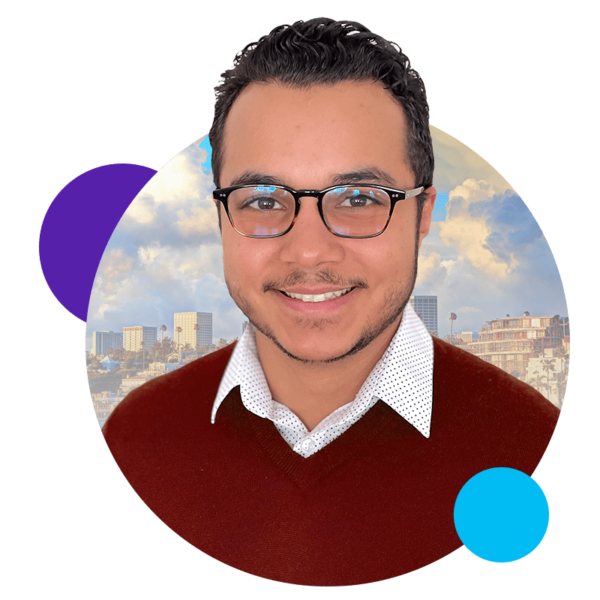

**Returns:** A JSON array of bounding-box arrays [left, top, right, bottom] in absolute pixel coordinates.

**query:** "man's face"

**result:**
[[218, 81, 435, 363]]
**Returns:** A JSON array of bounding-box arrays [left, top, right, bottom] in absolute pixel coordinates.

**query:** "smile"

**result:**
[[280, 287, 354, 303]]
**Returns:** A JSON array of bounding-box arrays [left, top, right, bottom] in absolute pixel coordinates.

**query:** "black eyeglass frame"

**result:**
[[212, 183, 425, 239]]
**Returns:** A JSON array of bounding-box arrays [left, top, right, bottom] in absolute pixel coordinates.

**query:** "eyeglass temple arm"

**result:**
[[404, 186, 425, 199]]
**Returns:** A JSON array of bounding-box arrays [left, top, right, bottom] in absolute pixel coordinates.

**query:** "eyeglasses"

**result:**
[[213, 183, 424, 239]]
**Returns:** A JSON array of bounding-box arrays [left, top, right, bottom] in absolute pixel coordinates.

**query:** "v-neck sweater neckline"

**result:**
[[219, 387, 399, 490]]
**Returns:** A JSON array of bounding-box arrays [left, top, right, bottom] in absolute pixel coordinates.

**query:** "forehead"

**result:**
[[220, 81, 413, 188]]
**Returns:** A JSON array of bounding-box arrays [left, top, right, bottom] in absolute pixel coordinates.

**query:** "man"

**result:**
[[104, 18, 558, 586]]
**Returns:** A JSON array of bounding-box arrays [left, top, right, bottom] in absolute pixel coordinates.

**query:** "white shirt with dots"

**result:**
[[212, 302, 433, 458]]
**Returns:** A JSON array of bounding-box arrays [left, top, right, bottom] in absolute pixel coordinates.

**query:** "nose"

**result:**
[[278, 196, 345, 268]]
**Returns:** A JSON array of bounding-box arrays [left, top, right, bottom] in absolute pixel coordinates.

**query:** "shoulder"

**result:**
[[433, 337, 560, 425], [427, 337, 559, 476], [102, 343, 236, 443]]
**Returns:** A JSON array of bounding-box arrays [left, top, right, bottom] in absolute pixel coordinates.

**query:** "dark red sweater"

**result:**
[[103, 337, 558, 586]]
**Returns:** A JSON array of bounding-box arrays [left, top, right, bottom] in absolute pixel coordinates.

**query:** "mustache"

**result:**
[[262, 268, 369, 293]]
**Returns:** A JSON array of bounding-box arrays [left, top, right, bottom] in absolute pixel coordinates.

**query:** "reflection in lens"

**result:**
[[331, 225, 351, 236], [251, 226, 279, 236]]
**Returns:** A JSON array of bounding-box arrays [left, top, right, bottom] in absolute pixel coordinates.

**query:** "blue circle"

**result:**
[[454, 468, 549, 562]]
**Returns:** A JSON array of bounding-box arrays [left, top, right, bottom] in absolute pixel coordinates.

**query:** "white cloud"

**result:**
[[100, 248, 134, 281], [93, 303, 111, 321], [416, 250, 454, 287], [176, 204, 219, 237], [140, 152, 214, 207], [126, 197, 156, 224], [138, 245, 160, 265], [440, 260, 455, 272], [124, 143, 215, 226], [438, 179, 519, 278]]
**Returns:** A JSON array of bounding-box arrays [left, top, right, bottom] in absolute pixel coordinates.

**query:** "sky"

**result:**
[[86, 127, 567, 349]]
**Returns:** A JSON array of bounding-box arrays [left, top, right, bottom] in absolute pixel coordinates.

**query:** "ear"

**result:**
[[419, 186, 437, 248], [418, 186, 436, 248]]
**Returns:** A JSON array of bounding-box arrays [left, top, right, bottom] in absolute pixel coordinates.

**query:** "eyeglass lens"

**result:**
[[227, 186, 392, 237]]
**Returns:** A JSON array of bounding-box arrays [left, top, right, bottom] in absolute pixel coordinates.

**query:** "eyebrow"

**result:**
[[228, 167, 398, 189]]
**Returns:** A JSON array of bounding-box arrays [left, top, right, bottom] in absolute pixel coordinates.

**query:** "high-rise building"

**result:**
[[123, 326, 158, 352], [174, 312, 213, 350], [242, 321, 249, 335], [410, 295, 438, 335], [91, 331, 123, 356]]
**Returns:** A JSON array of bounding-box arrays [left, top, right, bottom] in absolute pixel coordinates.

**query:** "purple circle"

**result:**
[[39, 164, 157, 321]]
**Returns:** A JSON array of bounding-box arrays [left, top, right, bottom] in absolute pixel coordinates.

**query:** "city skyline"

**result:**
[[89, 314, 220, 353], [88, 305, 568, 356], [87, 306, 568, 353]]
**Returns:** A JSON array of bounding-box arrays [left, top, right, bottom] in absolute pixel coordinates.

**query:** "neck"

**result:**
[[254, 316, 402, 431]]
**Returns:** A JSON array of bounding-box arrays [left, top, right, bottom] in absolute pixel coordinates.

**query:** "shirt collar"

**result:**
[[212, 302, 433, 437]]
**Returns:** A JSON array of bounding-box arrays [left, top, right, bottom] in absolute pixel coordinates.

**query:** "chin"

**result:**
[[278, 344, 358, 365], [259, 323, 369, 365], [248, 317, 330, 362]]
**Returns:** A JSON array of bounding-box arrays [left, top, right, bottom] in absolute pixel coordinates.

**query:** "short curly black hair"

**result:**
[[209, 17, 434, 193]]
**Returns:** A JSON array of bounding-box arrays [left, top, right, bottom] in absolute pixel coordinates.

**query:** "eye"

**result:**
[[243, 196, 285, 210], [340, 196, 371, 207], [339, 190, 378, 208]]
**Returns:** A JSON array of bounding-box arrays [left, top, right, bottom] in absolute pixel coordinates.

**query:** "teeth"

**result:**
[[282, 288, 353, 302]]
